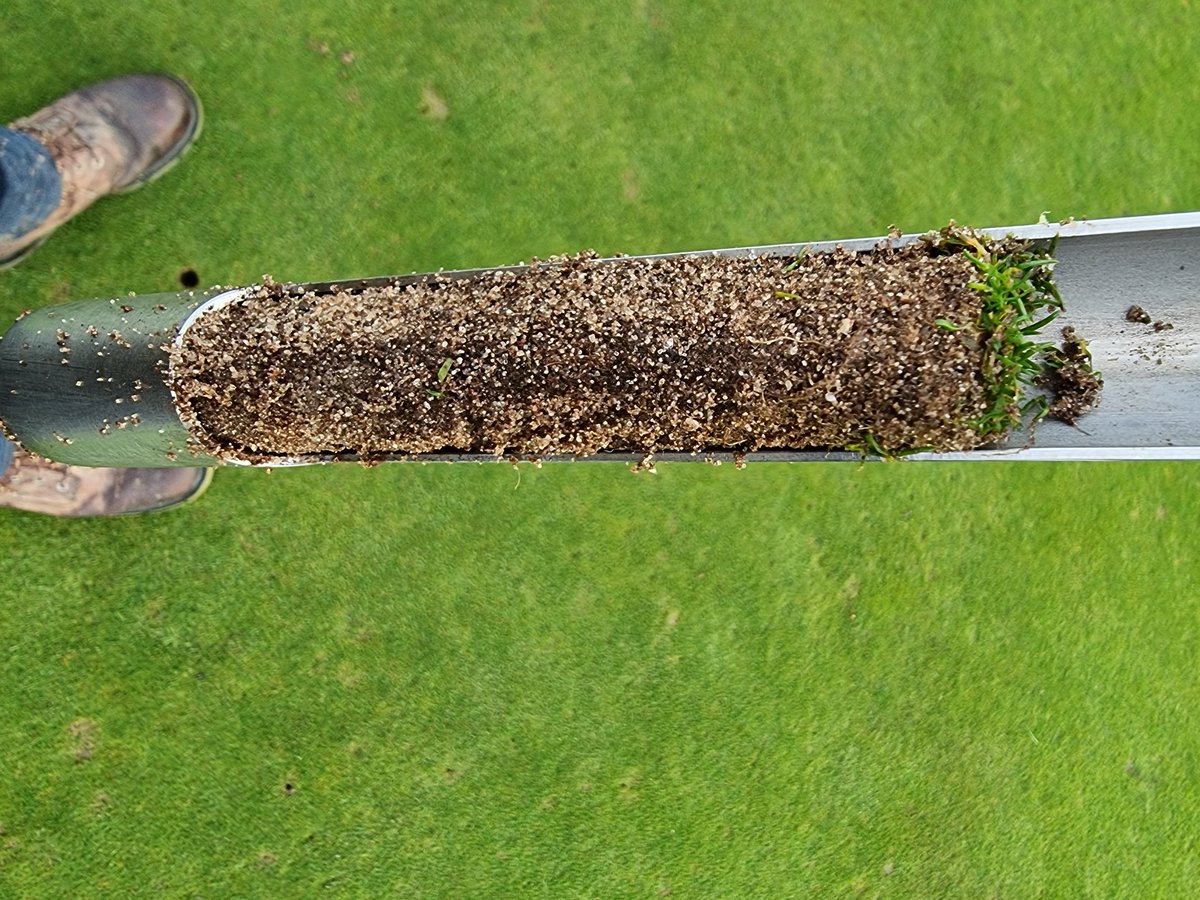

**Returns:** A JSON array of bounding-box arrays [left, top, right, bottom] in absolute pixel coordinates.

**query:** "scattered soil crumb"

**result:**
[[1126, 304, 1173, 331], [256, 852, 277, 867], [419, 86, 449, 120], [1040, 326, 1103, 424], [171, 236, 1091, 461]]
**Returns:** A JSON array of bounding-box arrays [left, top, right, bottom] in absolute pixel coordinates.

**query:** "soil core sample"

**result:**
[[169, 230, 1098, 462]]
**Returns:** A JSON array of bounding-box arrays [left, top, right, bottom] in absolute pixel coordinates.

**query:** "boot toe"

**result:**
[[90, 73, 202, 192]]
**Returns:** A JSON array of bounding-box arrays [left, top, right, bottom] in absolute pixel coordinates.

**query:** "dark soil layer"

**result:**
[[169, 242, 1055, 461], [1041, 326, 1103, 425]]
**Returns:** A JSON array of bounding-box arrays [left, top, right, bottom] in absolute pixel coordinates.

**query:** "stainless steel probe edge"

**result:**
[[1, 211, 1197, 467]]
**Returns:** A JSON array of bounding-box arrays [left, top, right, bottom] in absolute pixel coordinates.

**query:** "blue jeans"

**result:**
[[0, 436, 13, 478], [0, 126, 62, 243], [1, 128, 60, 472]]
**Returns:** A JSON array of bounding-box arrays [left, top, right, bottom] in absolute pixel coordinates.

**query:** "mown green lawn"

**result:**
[[2, 2, 1199, 896]]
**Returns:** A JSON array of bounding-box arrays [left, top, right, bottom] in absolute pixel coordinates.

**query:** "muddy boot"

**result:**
[[0, 73, 202, 268], [0, 448, 212, 517]]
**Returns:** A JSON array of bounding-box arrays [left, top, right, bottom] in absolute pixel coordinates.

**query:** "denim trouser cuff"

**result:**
[[0, 436, 15, 479], [0, 127, 62, 241]]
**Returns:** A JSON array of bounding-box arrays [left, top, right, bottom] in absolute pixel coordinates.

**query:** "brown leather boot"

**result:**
[[0, 73, 202, 268], [0, 449, 212, 517]]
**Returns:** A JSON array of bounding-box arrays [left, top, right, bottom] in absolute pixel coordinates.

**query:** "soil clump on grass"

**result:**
[[169, 232, 1095, 462]]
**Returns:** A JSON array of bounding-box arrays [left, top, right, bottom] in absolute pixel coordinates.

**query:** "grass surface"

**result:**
[[2, 1, 1200, 896]]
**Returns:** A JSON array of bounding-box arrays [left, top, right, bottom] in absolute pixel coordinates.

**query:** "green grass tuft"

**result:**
[[933, 228, 1065, 439]]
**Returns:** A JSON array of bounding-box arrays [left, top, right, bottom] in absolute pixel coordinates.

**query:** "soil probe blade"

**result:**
[[1, 212, 1198, 466]]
